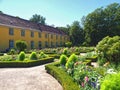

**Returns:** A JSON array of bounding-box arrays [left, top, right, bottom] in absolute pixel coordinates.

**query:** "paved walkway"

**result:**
[[0, 65, 63, 90]]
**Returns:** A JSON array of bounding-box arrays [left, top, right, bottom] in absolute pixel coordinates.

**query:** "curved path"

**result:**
[[0, 65, 63, 90]]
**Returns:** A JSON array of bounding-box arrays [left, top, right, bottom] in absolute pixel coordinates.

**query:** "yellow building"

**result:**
[[0, 13, 69, 52]]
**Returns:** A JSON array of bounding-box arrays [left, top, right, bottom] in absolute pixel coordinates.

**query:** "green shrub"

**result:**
[[96, 36, 120, 64], [65, 42, 72, 48], [39, 52, 48, 59], [18, 51, 25, 61], [10, 49, 16, 55], [60, 54, 67, 66], [63, 48, 68, 55], [16, 40, 27, 52], [75, 47, 79, 52], [66, 54, 78, 69], [45, 62, 80, 90], [29, 52, 37, 60], [100, 73, 120, 90]]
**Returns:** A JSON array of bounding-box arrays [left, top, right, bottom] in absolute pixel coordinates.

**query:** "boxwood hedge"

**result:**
[[45, 62, 80, 90], [0, 57, 54, 68]]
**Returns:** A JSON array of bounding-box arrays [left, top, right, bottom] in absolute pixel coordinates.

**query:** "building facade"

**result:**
[[0, 13, 69, 52]]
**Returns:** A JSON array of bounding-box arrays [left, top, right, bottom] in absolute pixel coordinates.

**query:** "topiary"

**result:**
[[29, 52, 37, 60], [18, 51, 25, 61], [39, 52, 48, 59], [100, 73, 120, 90], [63, 48, 68, 55], [66, 53, 78, 69], [59, 54, 67, 66]]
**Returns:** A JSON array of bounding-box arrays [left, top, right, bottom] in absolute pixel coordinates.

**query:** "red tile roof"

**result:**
[[0, 13, 66, 35]]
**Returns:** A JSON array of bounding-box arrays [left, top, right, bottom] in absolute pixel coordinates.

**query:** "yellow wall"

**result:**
[[0, 25, 69, 52]]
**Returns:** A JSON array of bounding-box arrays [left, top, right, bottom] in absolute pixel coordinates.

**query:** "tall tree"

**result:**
[[70, 21, 84, 46], [29, 14, 46, 24], [84, 3, 120, 46]]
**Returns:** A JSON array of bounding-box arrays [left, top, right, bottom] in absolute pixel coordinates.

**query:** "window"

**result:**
[[56, 42, 58, 47], [31, 41, 34, 49], [38, 41, 41, 49], [60, 35, 62, 40], [45, 33, 48, 38], [38, 32, 41, 38], [51, 34, 53, 39], [21, 29, 25, 36], [60, 41, 62, 46], [45, 41, 48, 47], [56, 35, 58, 39], [64, 36, 66, 40], [51, 42, 54, 47], [31, 31, 34, 37], [9, 40, 14, 49], [9, 28, 14, 35]]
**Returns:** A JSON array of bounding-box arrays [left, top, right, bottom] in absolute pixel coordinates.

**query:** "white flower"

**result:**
[[4, 53, 7, 55], [107, 69, 117, 74]]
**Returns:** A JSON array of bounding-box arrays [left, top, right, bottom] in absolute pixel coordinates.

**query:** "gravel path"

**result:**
[[0, 65, 63, 90]]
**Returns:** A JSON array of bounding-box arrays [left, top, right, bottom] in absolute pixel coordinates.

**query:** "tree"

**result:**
[[29, 14, 46, 24], [57, 25, 70, 35], [16, 40, 27, 52], [84, 3, 120, 46], [70, 21, 84, 46], [0, 11, 3, 14]]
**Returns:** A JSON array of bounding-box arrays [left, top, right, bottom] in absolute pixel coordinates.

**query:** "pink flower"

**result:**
[[81, 82, 84, 87], [74, 62, 79, 66], [85, 76, 89, 82]]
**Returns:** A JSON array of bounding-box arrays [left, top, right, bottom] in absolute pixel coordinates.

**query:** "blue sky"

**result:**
[[0, 0, 120, 27]]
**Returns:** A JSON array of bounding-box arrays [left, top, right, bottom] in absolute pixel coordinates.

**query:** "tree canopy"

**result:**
[[57, 25, 70, 35], [84, 3, 120, 46], [57, 21, 84, 46], [70, 21, 84, 46], [56, 3, 120, 46], [29, 14, 46, 25]]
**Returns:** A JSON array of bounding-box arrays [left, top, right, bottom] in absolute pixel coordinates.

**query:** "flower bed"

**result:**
[[58, 50, 120, 90]]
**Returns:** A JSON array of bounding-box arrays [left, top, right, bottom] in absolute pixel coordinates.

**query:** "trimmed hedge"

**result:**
[[48, 54, 60, 59], [45, 52, 56, 54], [86, 56, 97, 62], [0, 53, 4, 56], [45, 62, 80, 90], [0, 57, 54, 68]]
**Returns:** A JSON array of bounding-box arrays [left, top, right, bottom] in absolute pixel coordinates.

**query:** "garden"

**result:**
[[0, 36, 120, 90], [0, 40, 54, 67], [45, 36, 120, 90]]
